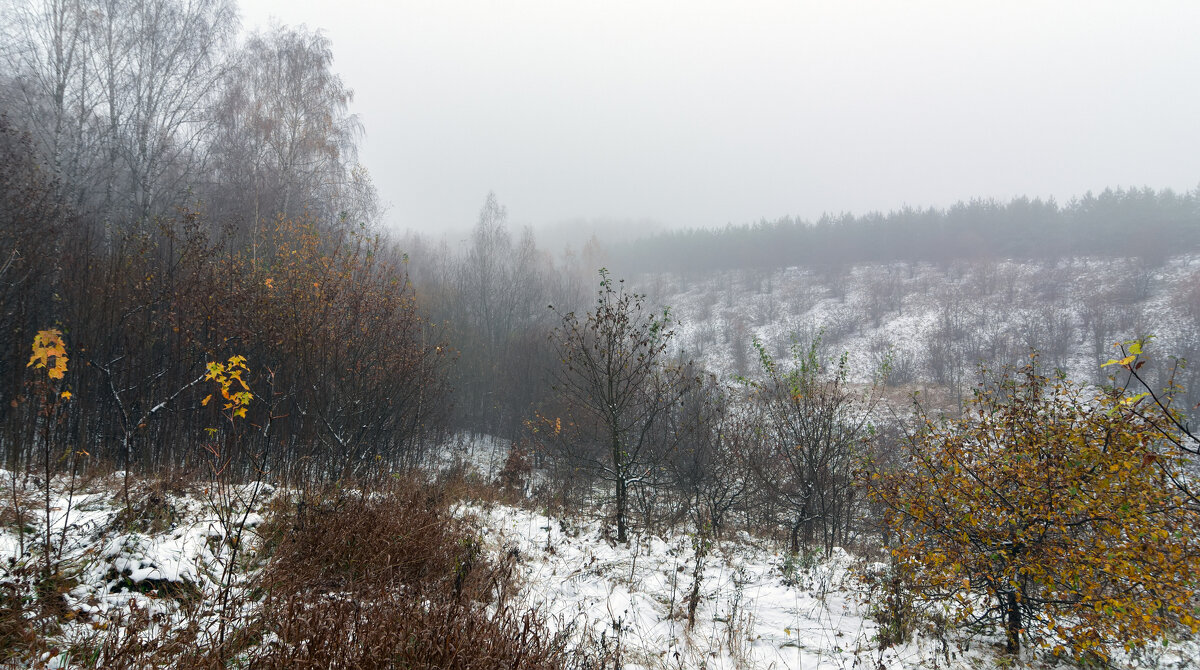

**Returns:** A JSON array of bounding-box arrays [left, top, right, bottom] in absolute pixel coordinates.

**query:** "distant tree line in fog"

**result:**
[[392, 193, 600, 442], [611, 188, 1200, 274]]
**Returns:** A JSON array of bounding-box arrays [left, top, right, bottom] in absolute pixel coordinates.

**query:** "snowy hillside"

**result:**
[[638, 255, 1200, 398]]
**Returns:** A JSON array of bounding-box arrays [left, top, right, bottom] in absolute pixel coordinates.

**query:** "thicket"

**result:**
[[526, 276, 892, 558], [243, 479, 577, 669], [0, 0, 453, 482], [394, 193, 597, 441], [742, 336, 882, 555], [0, 114, 449, 483]]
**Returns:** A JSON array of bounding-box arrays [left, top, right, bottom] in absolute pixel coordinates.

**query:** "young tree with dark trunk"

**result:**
[[544, 270, 687, 543], [746, 334, 879, 556]]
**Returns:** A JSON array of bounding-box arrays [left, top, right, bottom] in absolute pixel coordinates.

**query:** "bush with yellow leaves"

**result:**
[[870, 361, 1200, 660]]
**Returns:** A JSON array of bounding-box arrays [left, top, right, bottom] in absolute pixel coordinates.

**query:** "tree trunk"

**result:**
[[789, 514, 802, 555], [1005, 590, 1021, 655], [616, 474, 627, 543], [613, 427, 628, 543], [687, 536, 707, 631]]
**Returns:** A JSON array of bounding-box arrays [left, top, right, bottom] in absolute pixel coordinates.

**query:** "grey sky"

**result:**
[[238, 0, 1200, 237]]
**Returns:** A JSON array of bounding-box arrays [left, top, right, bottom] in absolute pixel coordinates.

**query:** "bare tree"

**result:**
[[116, 0, 236, 219], [546, 270, 689, 543], [926, 290, 969, 407], [464, 192, 513, 351], [1, 0, 110, 211], [2, 0, 238, 221], [663, 370, 748, 536], [207, 23, 369, 235], [746, 334, 880, 555]]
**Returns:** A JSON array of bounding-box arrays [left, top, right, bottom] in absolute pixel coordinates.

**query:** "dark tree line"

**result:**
[[611, 188, 1200, 275]]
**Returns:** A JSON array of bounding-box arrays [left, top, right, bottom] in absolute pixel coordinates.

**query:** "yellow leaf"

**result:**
[[1119, 392, 1149, 407], [47, 359, 67, 379], [202, 394, 212, 407], [1101, 354, 1137, 368], [60, 391, 72, 400], [28, 329, 68, 380]]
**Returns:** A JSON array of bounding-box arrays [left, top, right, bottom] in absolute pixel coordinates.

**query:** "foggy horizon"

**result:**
[[237, 1, 1200, 236]]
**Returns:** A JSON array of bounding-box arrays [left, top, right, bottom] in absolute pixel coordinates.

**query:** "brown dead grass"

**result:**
[[7, 472, 611, 669], [241, 476, 572, 669]]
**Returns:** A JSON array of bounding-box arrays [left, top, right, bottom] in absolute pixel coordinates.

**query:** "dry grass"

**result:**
[[243, 476, 574, 669], [0, 472, 603, 669]]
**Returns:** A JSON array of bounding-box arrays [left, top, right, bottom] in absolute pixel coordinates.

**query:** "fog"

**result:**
[[237, 1, 1200, 236]]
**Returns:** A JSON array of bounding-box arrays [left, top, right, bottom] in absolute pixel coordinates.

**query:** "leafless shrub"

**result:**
[[868, 335, 915, 387], [1174, 270, 1200, 323], [819, 305, 860, 343], [0, 560, 47, 666], [861, 271, 903, 327]]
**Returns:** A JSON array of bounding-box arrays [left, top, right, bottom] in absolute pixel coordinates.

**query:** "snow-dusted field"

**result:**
[[466, 501, 1200, 670], [0, 470, 271, 668], [3, 450, 1198, 669], [472, 502, 915, 670]]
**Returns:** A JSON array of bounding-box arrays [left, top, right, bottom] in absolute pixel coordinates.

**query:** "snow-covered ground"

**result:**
[[472, 502, 925, 670], [0, 470, 271, 668], [472, 507, 1200, 669], [644, 255, 1200, 398], [430, 434, 1199, 670], [4, 456, 1199, 669], [432, 432, 514, 478]]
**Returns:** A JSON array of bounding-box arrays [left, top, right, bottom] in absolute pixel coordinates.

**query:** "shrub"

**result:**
[[246, 478, 569, 669], [870, 362, 1200, 660]]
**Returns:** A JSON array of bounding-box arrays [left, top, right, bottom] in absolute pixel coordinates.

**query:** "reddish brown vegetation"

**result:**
[[246, 478, 570, 669]]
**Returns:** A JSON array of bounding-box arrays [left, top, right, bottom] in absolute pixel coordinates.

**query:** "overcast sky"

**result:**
[[238, 0, 1200, 237]]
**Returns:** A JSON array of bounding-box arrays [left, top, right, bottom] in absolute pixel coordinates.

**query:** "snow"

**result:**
[[102, 529, 206, 584], [463, 497, 1200, 669], [431, 431, 513, 476], [2, 466, 1198, 667], [468, 502, 915, 668], [0, 471, 269, 667], [651, 255, 1200, 401]]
